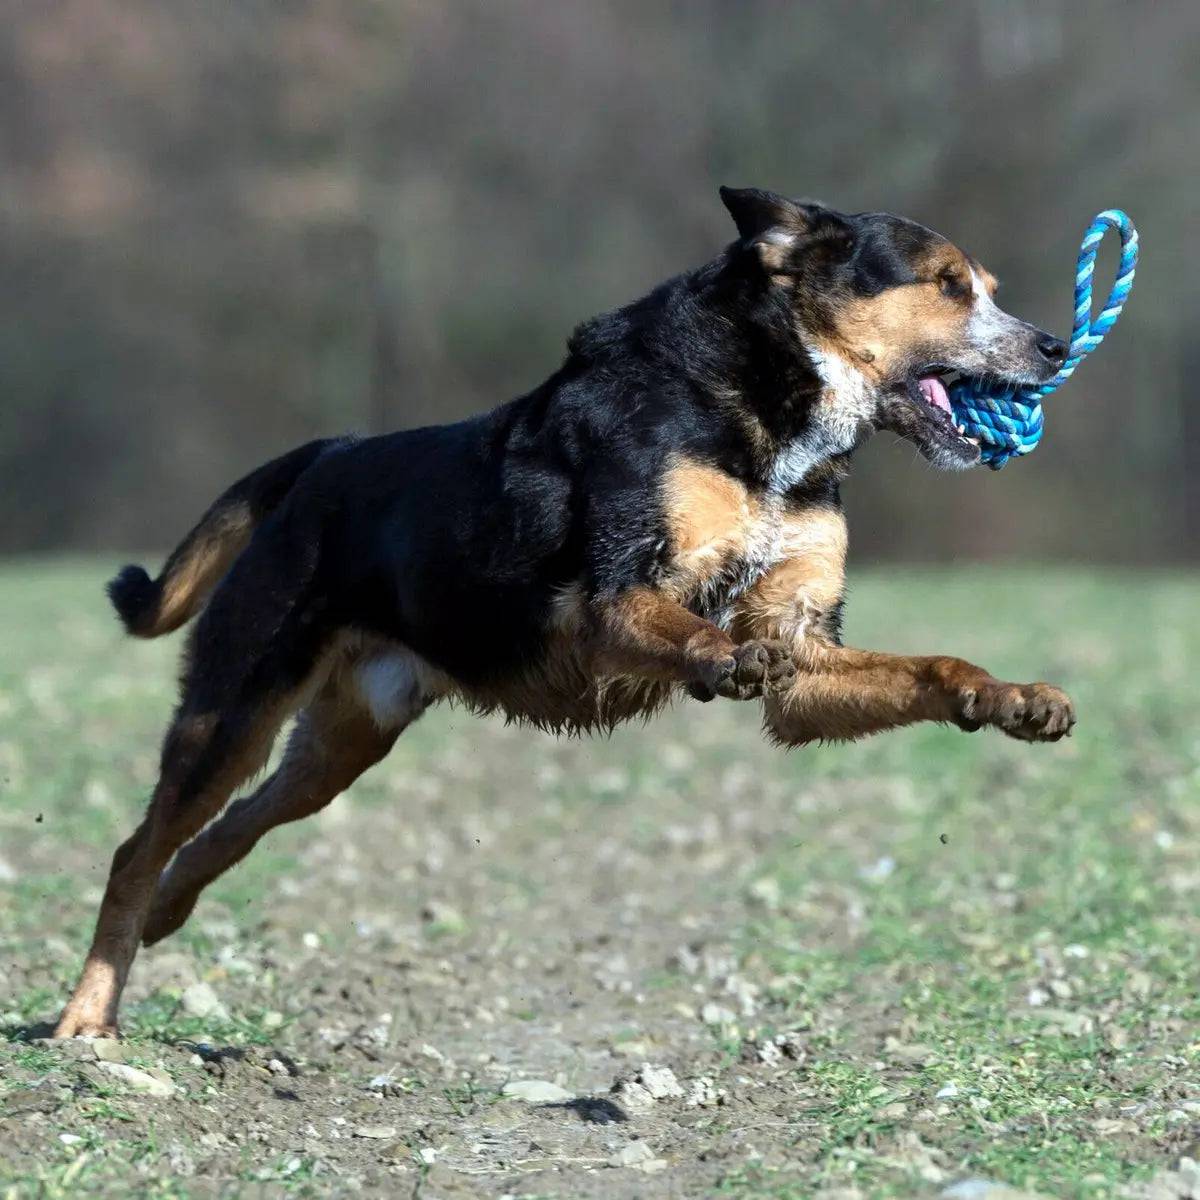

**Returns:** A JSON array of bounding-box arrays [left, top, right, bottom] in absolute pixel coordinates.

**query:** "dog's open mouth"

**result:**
[[874, 366, 985, 470], [913, 370, 979, 448]]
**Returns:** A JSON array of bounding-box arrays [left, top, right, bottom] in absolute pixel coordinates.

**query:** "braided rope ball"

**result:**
[[949, 210, 1139, 469]]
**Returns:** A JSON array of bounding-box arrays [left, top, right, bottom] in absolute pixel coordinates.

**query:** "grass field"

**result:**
[[2, 560, 1199, 1199]]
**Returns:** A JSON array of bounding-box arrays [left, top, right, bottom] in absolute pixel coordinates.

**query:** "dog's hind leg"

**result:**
[[141, 668, 418, 948], [53, 688, 301, 1038], [54, 539, 333, 1038]]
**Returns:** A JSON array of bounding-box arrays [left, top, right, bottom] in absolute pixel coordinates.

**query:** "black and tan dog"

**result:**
[[56, 188, 1075, 1038]]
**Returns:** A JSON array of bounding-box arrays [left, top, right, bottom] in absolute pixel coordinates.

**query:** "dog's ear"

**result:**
[[719, 186, 800, 240], [719, 186, 853, 274]]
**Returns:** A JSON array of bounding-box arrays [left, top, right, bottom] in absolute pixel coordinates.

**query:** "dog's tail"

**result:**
[[108, 438, 342, 638]]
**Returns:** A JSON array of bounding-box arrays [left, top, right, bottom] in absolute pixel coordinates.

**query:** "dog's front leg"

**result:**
[[591, 586, 796, 700], [762, 639, 1075, 746], [729, 541, 1074, 745]]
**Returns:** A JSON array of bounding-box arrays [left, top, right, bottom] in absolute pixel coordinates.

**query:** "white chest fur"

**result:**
[[806, 348, 878, 457]]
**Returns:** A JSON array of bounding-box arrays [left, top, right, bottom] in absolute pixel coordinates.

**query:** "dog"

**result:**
[[55, 187, 1075, 1038]]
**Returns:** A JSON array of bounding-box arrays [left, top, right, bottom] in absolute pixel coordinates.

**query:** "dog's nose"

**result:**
[[1036, 333, 1067, 366]]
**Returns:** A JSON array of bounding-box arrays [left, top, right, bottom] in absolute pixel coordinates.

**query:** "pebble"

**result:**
[[95, 1061, 176, 1097], [635, 1064, 683, 1100], [860, 855, 896, 882], [612, 1064, 683, 1109], [885, 1040, 936, 1066], [751, 1031, 807, 1066], [701, 1002, 736, 1026], [92, 1039, 127, 1063], [610, 1140, 667, 1172], [354, 1125, 398, 1140], [611, 1039, 651, 1058], [501, 1080, 574, 1104], [181, 981, 228, 1021], [745, 876, 782, 910], [686, 1076, 723, 1108], [1030, 1007, 1093, 1037], [1106, 1025, 1131, 1050]]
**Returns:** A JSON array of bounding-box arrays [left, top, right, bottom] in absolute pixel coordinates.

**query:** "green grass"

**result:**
[[1, 559, 1197, 1198]]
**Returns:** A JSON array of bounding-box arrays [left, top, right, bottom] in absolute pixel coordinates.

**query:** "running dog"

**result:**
[[55, 187, 1074, 1038]]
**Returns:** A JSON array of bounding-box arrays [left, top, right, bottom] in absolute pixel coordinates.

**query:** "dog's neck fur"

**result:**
[[565, 247, 871, 495], [679, 253, 873, 492]]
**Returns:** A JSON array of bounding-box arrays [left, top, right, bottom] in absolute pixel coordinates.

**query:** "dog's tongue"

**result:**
[[918, 375, 953, 416]]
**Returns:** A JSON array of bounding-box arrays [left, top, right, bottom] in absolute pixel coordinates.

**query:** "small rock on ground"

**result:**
[[94, 1061, 176, 1097], [501, 1079, 574, 1104], [91, 1039, 126, 1063], [353, 1125, 397, 1140], [610, 1140, 667, 1172], [611, 1063, 683, 1109]]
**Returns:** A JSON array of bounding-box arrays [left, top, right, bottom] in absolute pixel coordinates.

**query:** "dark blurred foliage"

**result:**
[[1, 1, 1195, 561]]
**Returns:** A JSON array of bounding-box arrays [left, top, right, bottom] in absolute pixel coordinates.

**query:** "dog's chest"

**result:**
[[660, 461, 794, 626]]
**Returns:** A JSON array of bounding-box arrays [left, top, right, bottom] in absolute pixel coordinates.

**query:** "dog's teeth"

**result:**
[[967, 437, 980, 446], [956, 424, 965, 434]]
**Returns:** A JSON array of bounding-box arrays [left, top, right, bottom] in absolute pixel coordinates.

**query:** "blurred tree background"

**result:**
[[0, 0, 1194, 561]]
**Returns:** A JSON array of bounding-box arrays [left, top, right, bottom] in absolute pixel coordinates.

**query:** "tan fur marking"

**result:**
[[662, 460, 757, 597], [818, 242, 992, 379], [593, 586, 733, 680], [828, 286, 972, 381], [762, 646, 995, 746], [151, 502, 254, 635], [731, 507, 847, 643], [724, 508, 1013, 746]]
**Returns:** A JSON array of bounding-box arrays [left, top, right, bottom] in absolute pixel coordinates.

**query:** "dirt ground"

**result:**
[[3, 563, 1200, 1199]]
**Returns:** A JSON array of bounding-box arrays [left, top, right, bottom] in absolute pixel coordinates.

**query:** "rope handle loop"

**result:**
[[1037, 209, 1139, 397], [948, 209, 1138, 469]]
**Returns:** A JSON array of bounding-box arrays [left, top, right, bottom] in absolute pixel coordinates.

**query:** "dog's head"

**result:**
[[720, 187, 1066, 469]]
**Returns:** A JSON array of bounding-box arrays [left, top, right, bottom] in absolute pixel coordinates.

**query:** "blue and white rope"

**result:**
[[949, 209, 1139, 469]]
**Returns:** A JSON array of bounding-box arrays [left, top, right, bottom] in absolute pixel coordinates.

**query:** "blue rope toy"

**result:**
[[949, 210, 1139, 469]]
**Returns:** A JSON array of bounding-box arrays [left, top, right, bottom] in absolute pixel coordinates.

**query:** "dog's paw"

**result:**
[[694, 639, 795, 701], [52, 1010, 120, 1040], [961, 680, 1075, 742]]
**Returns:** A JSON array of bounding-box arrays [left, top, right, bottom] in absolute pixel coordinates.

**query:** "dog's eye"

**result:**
[[938, 269, 969, 300]]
